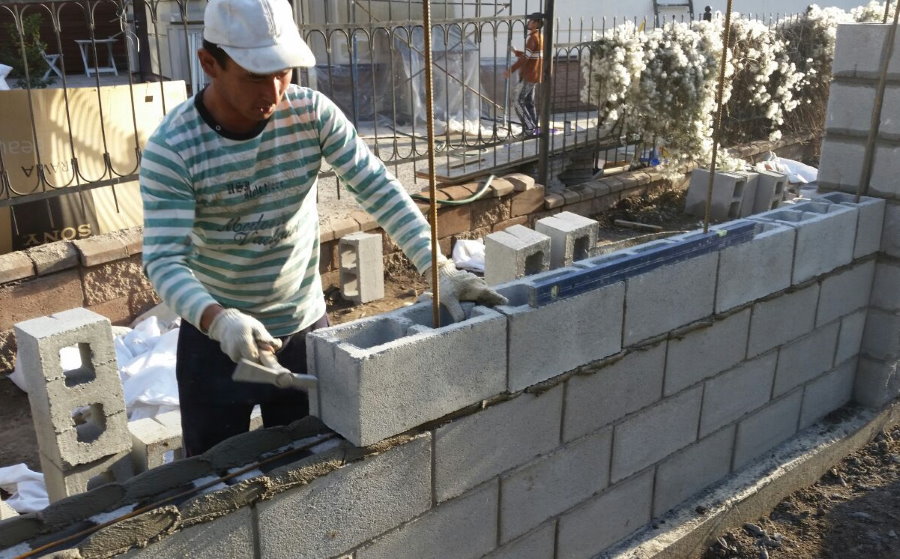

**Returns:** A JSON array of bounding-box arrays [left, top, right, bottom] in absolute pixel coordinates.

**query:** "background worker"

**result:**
[[140, 0, 506, 456], [504, 12, 545, 136]]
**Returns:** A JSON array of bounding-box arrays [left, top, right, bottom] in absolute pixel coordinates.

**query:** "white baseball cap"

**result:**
[[203, 0, 315, 73]]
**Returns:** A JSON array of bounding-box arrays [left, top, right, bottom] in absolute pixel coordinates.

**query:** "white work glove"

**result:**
[[431, 257, 508, 322], [207, 308, 281, 363]]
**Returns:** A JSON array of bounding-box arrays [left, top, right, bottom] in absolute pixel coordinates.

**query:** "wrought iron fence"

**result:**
[[0, 0, 799, 251]]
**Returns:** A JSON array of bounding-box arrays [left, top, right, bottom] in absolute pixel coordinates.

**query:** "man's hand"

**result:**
[[207, 308, 281, 363], [433, 257, 508, 322]]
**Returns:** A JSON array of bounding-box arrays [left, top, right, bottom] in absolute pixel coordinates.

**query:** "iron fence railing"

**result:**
[[0, 0, 802, 249]]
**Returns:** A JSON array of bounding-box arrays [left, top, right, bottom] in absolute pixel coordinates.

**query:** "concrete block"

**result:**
[[653, 426, 735, 516], [832, 23, 900, 80], [484, 225, 551, 285], [854, 355, 900, 408], [752, 170, 787, 213], [816, 260, 875, 327], [0, 252, 34, 284], [752, 202, 857, 284], [128, 417, 183, 472], [715, 221, 794, 313], [825, 82, 877, 136], [862, 308, 900, 361], [257, 435, 432, 558], [556, 470, 654, 559], [563, 342, 666, 442], [881, 85, 900, 141], [307, 301, 507, 446], [434, 386, 563, 503], [500, 428, 612, 543], [773, 323, 840, 397], [835, 309, 868, 369], [665, 310, 750, 396], [700, 353, 777, 438], [883, 202, 900, 258], [684, 168, 757, 220], [339, 232, 384, 304], [122, 507, 254, 559], [871, 260, 900, 311], [14, 308, 130, 470], [611, 386, 702, 483], [871, 143, 900, 200], [483, 522, 555, 559], [40, 448, 133, 503], [495, 269, 624, 392], [733, 389, 802, 470], [624, 251, 718, 346], [534, 211, 599, 268], [357, 481, 498, 559], [799, 358, 856, 430], [813, 191, 886, 258], [0, 500, 17, 520], [817, 137, 866, 194], [747, 283, 819, 357]]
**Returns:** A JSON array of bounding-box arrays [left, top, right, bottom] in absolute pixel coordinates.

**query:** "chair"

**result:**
[[41, 50, 63, 80]]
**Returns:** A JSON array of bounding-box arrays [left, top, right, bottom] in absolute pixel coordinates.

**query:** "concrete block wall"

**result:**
[[819, 21, 900, 409], [2, 188, 879, 558]]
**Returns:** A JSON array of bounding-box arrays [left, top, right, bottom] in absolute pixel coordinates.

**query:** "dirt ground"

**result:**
[[700, 419, 900, 559], [3, 188, 899, 559]]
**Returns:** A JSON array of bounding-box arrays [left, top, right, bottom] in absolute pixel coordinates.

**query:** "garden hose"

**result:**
[[410, 174, 496, 206]]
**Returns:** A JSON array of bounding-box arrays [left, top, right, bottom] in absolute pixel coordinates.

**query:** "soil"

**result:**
[[700, 421, 900, 559], [3, 187, 899, 559]]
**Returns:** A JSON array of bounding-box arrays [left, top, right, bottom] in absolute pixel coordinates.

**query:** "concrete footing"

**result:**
[[604, 402, 900, 558]]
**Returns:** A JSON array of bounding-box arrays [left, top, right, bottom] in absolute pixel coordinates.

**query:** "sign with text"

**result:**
[[0, 81, 187, 254]]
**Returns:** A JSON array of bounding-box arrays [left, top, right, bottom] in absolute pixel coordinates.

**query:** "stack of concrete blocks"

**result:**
[[307, 302, 507, 446], [483, 224, 551, 285], [339, 232, 384, 304], [14, 308, 133, 502], [534, 211, 600, 268], [684, 168, 760, 220], [817, 22, 900, 407]]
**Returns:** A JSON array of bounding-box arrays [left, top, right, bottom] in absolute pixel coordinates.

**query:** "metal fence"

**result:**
[[0, 0, 799, 249]]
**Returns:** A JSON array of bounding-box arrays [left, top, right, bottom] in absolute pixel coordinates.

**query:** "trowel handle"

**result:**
[[275, 372, 318, 391]]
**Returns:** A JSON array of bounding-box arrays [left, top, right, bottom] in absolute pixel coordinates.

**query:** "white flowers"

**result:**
[[578, 4, 868, 172]]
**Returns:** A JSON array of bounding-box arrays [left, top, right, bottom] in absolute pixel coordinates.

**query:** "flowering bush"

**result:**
[[852, 1, 897, 22], [578, 3, 875, 172]]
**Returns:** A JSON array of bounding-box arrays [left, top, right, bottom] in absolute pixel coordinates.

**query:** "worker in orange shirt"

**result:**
[[504, 12, 544, 136]]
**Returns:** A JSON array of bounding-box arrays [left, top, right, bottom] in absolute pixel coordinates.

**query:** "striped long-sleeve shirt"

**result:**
[[140, 85, 433, 337]]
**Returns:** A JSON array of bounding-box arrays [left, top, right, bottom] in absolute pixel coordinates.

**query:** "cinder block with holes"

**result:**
[[339, 232, 384, 304], [812, 191, 885, 258], [129, 416, 184, 472], [484, 225, 550, 285], [684, 169, 758, 220], [307, 300, 507, 447], [753, 170, 787, 213], [14, 308, 130, 475], [750, 201, 857, 284], [534, 211, 599, 268]]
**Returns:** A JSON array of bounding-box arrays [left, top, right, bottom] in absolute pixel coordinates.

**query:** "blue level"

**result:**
[[527, 220, 756, 306]]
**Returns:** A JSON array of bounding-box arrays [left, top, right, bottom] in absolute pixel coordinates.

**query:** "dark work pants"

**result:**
[[515, 81, 539, 133], [176, 315, 328, 457]]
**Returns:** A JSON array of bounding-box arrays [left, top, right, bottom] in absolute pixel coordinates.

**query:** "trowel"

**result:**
[[232, 351, 317, 392]]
